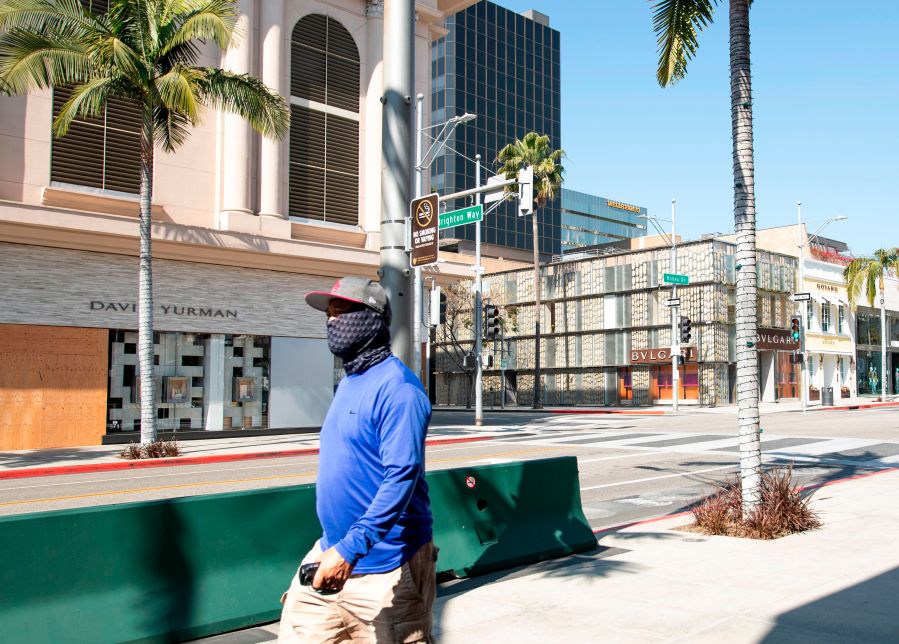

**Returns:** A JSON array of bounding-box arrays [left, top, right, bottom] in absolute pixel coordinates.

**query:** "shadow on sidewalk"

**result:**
[[761, 566, 899, 642], [0, 446, 122, 468]]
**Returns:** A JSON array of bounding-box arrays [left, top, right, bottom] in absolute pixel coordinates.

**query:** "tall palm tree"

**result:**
[[0, 0, 290, 444], [497, 132, 564, 409], [844, 248, 899, 400], [651, 0, 761, 513]]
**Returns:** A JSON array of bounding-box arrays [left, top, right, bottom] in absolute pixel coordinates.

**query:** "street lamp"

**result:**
[[413, 95, 476, 385], [796, 202, 849, 412]]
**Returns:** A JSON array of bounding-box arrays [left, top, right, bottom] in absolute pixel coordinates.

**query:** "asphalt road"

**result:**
[[1, 407, 897, 530]]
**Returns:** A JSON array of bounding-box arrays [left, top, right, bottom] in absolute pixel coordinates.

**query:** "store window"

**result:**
[[289, 14, 360, 224], [857, 352, 882, 395], [107, 331, 271, 433], [821, 304, 831, 333], [838, 305, 845, 333], [617, 367, 633, 401]]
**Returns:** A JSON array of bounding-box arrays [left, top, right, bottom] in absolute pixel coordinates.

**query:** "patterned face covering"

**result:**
[[326, 307, 392, 375]]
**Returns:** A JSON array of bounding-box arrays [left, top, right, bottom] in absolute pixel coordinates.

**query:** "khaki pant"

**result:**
[[278, 541, 437, 643]]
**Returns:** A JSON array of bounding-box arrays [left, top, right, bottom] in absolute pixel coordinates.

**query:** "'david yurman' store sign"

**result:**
[[631, 346, 697, 364], [756, 327, 800, 351], [90, 301, 238, 319]]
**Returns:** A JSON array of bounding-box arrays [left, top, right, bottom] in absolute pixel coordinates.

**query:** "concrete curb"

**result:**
[[0, 435, 493, 481], [810, 400, 899, 412]]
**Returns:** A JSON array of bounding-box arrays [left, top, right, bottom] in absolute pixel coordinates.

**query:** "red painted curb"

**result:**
[[549, 409, 667, 416], [0, 435, 494, 481], [812, 401, 899, 412]]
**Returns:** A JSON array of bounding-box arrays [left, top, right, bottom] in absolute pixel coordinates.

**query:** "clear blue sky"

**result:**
[[495, 0, 898, 255]]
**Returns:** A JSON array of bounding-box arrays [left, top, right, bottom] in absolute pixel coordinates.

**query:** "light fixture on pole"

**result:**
[[796, 202, 848, 412], [414, 95, 476, 385]]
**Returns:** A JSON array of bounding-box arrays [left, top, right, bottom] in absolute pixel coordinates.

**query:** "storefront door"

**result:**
[[775, 351, 799, 399], [617, 367, 633, 402], [650, 365, 698, 401]]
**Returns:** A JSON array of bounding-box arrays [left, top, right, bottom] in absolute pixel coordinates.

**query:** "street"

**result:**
[[1, 407, 897, 531]]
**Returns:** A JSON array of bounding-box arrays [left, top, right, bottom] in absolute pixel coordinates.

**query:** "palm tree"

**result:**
[[0, 0, 289, 444], [497, 132, 564, 409], [844, 248, 899, 400], [650, 0, 761, 513]]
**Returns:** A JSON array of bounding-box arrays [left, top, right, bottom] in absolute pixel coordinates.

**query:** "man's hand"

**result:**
[[312, 546, 354, 593]]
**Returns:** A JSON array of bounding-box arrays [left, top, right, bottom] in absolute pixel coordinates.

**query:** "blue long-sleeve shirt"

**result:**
[[316, 355, 433, 574]]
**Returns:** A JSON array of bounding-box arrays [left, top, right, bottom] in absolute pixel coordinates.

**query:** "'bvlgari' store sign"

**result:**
[[756, 327, 799, 351], [631, 346, 697, 364]]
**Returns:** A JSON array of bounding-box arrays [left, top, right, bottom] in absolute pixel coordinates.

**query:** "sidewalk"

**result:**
[[203, 468, 899, 643]]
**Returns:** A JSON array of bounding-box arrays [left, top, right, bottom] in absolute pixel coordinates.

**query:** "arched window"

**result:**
[[289, 15, 360, 225]]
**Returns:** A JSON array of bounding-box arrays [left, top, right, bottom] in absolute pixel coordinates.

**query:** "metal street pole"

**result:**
[[474, 154, 484, 426], [380, 0, 414, 366], [797, 201, 807, 412], [671, 199, 679, 413], [882, 268, 888, 400], [413, 93, 424, 381]]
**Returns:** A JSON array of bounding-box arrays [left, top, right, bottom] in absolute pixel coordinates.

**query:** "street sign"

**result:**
[[790, 292, 812, 302], [410, 193, 439, 267], [439, 204, 483, 230], [484, 175, 508, 203], [663, 273, 689, 285], [664, 298, 681, 307]]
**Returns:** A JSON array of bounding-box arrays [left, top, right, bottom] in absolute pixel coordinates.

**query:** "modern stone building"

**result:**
[[0, 0, 481, 450], [434, 238, 799, 407]]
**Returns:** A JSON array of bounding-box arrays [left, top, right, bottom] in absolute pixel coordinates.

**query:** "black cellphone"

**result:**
[[299, 563, 339, 595], [299, 562, 319, 586]]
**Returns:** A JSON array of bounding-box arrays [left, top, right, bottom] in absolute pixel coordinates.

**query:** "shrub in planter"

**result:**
[[691, 465, 821, 539], [120, 440, 181, 460]]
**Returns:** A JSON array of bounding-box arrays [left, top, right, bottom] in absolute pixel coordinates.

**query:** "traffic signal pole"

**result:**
[[474, 155, 483, 426], [671, 200, 679, 413], [797, 203, 807, 413]]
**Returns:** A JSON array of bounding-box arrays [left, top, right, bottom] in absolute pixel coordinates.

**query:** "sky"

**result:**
[[494, 0, 898, 256]]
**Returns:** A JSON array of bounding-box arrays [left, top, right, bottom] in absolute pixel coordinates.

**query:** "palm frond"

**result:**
[[160, 0, 237, 55], [155, 63, 202, 121], [52, 74, 116, 135], [651, 0, 718, 87], [153, 102, 193, 152], [0, 28, 92, 91], [199, 68, 289, 140], [0, 0, 100, 39]]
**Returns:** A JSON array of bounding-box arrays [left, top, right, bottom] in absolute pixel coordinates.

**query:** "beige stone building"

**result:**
[[0, 0, 485, 449], [435, 239, 799, 408]]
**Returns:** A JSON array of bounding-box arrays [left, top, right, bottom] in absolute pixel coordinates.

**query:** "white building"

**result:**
[[0, 0, 482, 449]]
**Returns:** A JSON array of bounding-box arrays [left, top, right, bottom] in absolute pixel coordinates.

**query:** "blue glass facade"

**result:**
[[431, 1, 561, 255], [560, 189, 646, 251]]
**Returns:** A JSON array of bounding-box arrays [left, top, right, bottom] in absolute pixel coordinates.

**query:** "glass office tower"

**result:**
[[560, 190, 647, 252], [431, 1, 561, 257]]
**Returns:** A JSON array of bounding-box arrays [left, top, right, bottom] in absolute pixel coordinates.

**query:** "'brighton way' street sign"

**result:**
[[439, 205, 483, 230]]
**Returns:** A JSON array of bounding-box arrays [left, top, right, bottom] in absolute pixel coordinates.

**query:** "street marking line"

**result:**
[[580, 464, 737, 491]]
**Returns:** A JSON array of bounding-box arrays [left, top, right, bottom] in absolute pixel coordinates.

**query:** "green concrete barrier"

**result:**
[[430, 456, 598, 578], [0, 457, 596, 642], [0, 484, 322, 643]]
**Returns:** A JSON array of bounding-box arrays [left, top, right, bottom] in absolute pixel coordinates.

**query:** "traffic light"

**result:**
[[790, 317, 801, 341], [517, 166, 534, 216], [484, 304, 501, 339], [679, 316, 692, 344]]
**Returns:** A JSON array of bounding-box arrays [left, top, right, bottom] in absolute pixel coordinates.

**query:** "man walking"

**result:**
[[279, 276, 435, 643]]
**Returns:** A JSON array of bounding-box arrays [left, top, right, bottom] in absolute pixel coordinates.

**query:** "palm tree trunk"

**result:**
[[532, 210, 543, 409], [881, 272, 887, 400], [139, 109, 157, 444], [730, 0, 761, 515]]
